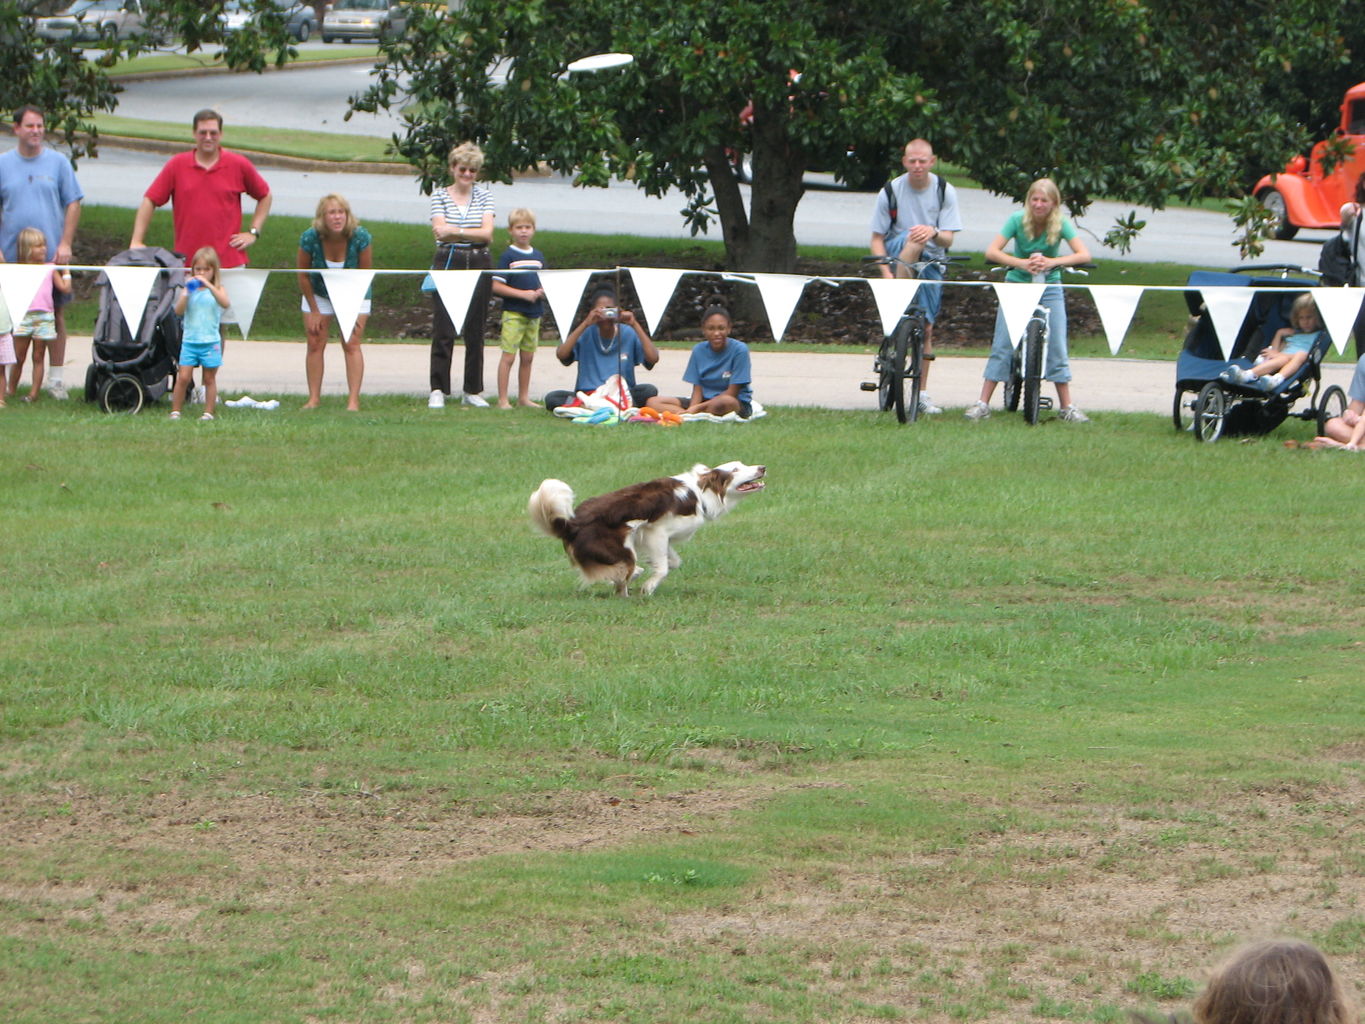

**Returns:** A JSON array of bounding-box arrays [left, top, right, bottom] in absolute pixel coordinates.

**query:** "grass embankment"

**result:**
[[70, 205, 1227, 359], [1, 405, 1362, 1023]]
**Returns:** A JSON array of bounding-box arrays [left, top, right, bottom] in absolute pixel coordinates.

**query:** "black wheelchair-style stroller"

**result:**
[[1173, 267, 1346, 443], [83, 247, 184, 414]]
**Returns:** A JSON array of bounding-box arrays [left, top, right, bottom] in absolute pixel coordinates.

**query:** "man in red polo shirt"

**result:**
[[129, 108, 272, 270]]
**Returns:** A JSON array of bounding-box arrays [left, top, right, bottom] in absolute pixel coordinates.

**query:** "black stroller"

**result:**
[[1173, 267, 1345, 442], [84, 247, 183, 413]]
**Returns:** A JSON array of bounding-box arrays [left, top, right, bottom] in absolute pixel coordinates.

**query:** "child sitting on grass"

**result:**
[[1221, 293, 1324, 392]]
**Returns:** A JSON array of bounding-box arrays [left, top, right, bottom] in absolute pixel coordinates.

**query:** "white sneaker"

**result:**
[[428, 389, 446, 409], [462, 392, 490, 408], [1058, 405, 1090, 423], [964, 400, 991, 421], [45, 383, 68, 401], [917, 393, 943, 415]]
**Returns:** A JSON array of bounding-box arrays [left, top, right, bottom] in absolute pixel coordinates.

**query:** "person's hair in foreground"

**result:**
[[1135, 940, 1358, 1024]]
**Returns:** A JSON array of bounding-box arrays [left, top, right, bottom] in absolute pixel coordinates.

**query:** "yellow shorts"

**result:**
[[499, 311, 541, 355]]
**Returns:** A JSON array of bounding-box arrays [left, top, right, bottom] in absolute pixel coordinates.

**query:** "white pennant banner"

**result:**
[[1087, 285, 1144, 355], [428, 270, 485, 340], [220, 268, 270, 340], [538, 269, 595, 337], [752, 273, 808, 343], [1200, 287, 1257, 360], [104, 266, 161, 341], [626, 267, 685, 332], [1309, 287, 1363, 355], [0, 263, 56, 333], [866, 278, 922, 337], [319, 269, 375, 344], [992, 283, 1046, 350]]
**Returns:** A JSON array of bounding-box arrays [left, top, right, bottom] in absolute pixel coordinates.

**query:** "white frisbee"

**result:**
[[565, 52, 634, 74]]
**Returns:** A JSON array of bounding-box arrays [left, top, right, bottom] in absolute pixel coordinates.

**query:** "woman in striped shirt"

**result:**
[[427, 141, 495, 408]]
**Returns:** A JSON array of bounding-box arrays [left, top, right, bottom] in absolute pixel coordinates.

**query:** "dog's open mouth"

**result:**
[[736, 478, 766, 493]]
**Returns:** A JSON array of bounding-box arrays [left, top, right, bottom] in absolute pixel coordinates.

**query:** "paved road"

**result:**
[[61, 335, 1357, 416]]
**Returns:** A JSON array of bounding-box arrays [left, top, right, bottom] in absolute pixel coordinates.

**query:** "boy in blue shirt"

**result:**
[[544, 287, 659, 410], [491, 208, 546, 408]]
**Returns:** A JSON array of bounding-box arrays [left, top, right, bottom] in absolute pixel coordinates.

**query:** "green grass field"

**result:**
[[2, 402, 1361, 1023]]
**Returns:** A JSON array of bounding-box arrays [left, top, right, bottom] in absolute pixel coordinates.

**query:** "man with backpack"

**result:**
[[868, 138, 963, 414]]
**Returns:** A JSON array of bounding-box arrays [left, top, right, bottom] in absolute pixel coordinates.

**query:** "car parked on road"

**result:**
[[221, 0, 318, 42], [321, 0, 407, 42], [1254, 81, 1365, 240], [35, 0, 151, 43]]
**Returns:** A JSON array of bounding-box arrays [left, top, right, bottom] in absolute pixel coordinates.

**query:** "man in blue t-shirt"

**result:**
[[0, 105, 84, 400], [544, 288, 660, 411]]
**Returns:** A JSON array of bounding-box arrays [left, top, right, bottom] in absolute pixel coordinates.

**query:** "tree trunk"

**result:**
[[705, 101, 806, 274]]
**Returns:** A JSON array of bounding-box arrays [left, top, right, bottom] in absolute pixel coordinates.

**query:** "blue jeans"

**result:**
[[884, 228, 945, 323], [983, 285, 1070, 383]]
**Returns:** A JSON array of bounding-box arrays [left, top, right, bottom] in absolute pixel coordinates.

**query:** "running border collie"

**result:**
[[528, 461, 767, 596]]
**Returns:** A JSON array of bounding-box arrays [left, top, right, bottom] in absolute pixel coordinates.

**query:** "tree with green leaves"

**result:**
[[356, 0, 1351, 270], [2, 0, 302, 164]]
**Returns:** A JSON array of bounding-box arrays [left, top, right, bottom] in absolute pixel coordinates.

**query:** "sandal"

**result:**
[[169, 411, 181, 420], [200, 413, 214, 421]]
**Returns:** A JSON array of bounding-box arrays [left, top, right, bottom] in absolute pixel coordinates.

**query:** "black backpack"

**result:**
[[883, 173, 949, 229], [1319, 218, 1358, 286]]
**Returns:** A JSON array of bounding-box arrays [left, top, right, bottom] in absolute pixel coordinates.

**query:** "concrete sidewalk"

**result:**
[[60, 336, 1356, 415]]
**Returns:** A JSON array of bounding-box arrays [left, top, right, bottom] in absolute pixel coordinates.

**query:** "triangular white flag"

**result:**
[[752, 273, 807, 343], [428, 269, 484, 337], [220, 268, 270, 339], [626, 267, 685, 332], [538, 269, 595, 338], [319, 269, 375, 344], [992, 283, 1046, 350], [0, 263, 56, 332], [866, 278, 922, 336], [1087, 285, 1144, 355], [1310, 287, 1363, 354], [104, 266, 161, 341], [1200, 287, 1257, 360]]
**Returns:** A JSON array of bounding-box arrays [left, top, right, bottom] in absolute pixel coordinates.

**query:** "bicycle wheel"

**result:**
[[1022, 318, 1044, 425], [1002, 346, 1022, 412], [875, 333, 896, 411], [889, 317, 911, 423], [903, 313, 925, 424]]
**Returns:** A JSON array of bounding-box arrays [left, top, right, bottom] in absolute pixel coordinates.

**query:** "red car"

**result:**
[[1255, 81, 1365, 239]]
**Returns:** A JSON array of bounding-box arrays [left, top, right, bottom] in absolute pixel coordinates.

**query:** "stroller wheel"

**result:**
[[84, 364, 101, 403], [1317, 385, 1347, 435], [98, 373, 146, 414], [1172, 389, 1196, 432], [1192, 382, 1227, 443]]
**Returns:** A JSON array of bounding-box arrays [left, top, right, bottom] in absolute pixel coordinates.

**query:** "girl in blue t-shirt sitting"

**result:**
[[1221, 293, 1324, 392], [646, 306, 754, 419]]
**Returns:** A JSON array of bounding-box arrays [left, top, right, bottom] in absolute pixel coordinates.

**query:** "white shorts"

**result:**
[[301, 294, 371, 317]]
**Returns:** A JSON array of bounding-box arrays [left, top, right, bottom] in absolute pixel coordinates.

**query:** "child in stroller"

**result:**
[[1219, 293, 1324, 392]]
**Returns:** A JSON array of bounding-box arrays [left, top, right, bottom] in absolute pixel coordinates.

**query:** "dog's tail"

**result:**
[[528, 479, 576, 540]]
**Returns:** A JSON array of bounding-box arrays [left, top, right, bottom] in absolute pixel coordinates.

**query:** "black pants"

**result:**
[[429, 244, 491, 396]]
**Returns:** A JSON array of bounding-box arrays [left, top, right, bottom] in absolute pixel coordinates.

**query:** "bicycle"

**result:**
[[990, 263, 1092, 425], [860, 253, 965, 423]]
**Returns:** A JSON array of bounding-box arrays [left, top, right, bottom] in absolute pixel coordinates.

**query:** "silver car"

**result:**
[[321, 0, 407, 42], [221, 0, 319, 43], [36, 0, 150, 43]]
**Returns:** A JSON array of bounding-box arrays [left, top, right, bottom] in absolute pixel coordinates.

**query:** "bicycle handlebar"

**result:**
[[862, 254, 968, 273]]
